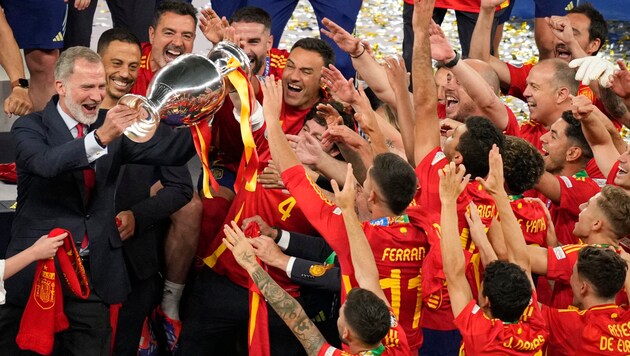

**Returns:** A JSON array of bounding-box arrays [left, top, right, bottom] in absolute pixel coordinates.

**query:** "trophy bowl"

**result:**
[[120, 41, 252, 142]]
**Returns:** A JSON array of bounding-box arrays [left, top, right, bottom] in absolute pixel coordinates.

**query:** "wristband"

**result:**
[[442, 51, 460, 68], [350, 44, 366, 59]]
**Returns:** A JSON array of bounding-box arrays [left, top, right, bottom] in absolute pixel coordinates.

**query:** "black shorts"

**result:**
[[2, 0, 67, 49]]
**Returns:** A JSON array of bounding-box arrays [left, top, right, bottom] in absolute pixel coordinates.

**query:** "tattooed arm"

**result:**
[[223, 222, 326, 356], [599, 86, 630, 129]]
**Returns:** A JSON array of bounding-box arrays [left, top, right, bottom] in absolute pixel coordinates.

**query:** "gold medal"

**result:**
[[309, 264, 327, 277]]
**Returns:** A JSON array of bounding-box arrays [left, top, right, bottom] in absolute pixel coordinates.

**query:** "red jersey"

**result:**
[[318, 309, 411, 356], [504, 105, 521, 137], [415, 147, 497, 330], [435, 0, 480, 13], [282, 164, 444, 351], [517, 119, 546, 152], [545, 172, 601, 246], [266, 48, 289, 78], [131, 42, 155, 96], [542, 304, 630, 355], [455, 292, 548, 355], [511, 197, 548, 247], [607, 161, 621, 185]]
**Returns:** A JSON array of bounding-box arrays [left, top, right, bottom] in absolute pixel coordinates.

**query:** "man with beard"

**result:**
[[127, 2, 203, 345], [97, 28, 194, 355], [0, 47, 195, 355]]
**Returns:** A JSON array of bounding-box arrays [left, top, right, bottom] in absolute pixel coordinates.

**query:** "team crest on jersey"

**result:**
[[390, 311, 399, 327]]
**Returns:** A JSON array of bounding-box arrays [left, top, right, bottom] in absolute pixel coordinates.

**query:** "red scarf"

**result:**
[[16, 228, 90, 355]]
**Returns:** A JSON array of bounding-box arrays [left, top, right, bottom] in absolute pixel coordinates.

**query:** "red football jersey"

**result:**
[[435, 0, 480, 13], [504, 105, 521, 137], [542, 304, 630, 355], [317, 309, 411, 356], [517, 119, 546, 152], [510, 197, 548, 247], [282, 164, 443, 351], [546, 172, 601, 246], [546, 244, 582, 309], [415, 147, 497, 330], [455, 292, 548, 355], [131, 42, 155, 96]]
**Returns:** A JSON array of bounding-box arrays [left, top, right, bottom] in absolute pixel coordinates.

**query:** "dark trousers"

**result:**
[[247, 0, 362, 79], [112, 273, 162, 356], [63, 0, 98, 50], [106, 0, 157, 43], [177, 267, 307, 355], [419, 328, 462, 356], [0, 267, 112, 356]]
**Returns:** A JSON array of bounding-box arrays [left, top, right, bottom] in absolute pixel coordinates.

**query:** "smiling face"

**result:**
[[148, 11, 196, 71], [573, 193, 603, 240], [552, 13, 599, 62], [232, 21, 272, 76], [523, 63, 561, 126], [614, 149, 630, 189], [282, 47, 324, 110], [56, 59, 106, 126], [443, 71, 476, 122], [539, 118, 570, 174], [101, 40, 141, 102]]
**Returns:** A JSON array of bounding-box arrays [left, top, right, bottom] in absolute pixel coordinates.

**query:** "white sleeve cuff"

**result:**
[[277, 230, 291, 251], [233, 100, 264, 131], [285, 256, 296, 278], [85, 131, 108, 163]]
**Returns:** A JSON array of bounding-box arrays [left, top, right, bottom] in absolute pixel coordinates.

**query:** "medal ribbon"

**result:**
[[226, 57, 259, 193]]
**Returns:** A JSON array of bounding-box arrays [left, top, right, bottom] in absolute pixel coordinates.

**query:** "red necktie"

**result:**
[[76, 124, 94, 249]]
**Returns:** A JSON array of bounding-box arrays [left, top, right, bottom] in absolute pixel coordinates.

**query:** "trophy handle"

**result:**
[[118, 94, 160, 143]]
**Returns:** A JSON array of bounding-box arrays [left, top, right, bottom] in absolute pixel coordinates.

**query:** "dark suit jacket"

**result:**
[[7, 97, 195, 305], [284, 231, 340, 292], [112, 113, 193, 282]]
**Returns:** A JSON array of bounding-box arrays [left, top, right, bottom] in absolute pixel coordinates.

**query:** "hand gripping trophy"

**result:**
[[118, 41, 257, 198]]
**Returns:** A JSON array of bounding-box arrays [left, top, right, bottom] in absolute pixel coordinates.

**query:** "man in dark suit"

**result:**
[[0, 46, 194, 355], [96, 28, 195, 355]]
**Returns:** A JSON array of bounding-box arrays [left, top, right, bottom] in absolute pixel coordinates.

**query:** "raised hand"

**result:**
[[570, 94, 596, 120], [258, 160, 286, 189], [320, 18, 363, 57], [465, 202, 489, 246], [384, 56, 410, 94], [316, 103, 343, 127], [321, 65, 358, 104], [475, 145, 505, 196], [429, 20, 456, 62], [260, 75, 284, 123], [546, 16, 577, 47], [199, 7, 229, 44], [295, 132, 325, 166], [439, 161, 469, 203], [331, 163, 358, 211], [610, 60, 630, 99]]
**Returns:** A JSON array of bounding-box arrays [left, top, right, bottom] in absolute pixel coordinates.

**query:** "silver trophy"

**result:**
[[119, 41, 251, 142]]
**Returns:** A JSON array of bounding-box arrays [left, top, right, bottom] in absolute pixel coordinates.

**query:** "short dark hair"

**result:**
[[482, 260, 532, 323], [152, 0, 198, 29], [343, 288, 391, 346], [561, 111, 593, 162], [97, 28, 141, 56], [543, 59, 579, 95], [369, 153, 417, 215], [503, 136, 545, 194], [291, 38, 335, 69], [457, 116, 505, 179], [568, 3, 607, 54], [577, 246, 627, 299], [597, 185, 630, 239], [230, 6, 272, 31]]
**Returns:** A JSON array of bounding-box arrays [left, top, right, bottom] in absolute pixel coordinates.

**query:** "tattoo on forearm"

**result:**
[[250, 267, 325, 355], [601, 87, 629, 119]]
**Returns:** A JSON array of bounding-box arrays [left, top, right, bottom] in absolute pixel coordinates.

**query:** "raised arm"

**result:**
[[411, 0, 440, 166], [332, 163, 388, 303], [465, 203, 498, 266], [261, 76, 302, 173], [572, 94, 625, 177], [384, 56, 415, 164], [477, 146, 533, 282], [610, 60, 630, 111], [429, 21, 509, 130], [223, 222, 326, 356], [320, 18, 397, 108], [468, 0, 512, 91], [438, 162, 473, 317]]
